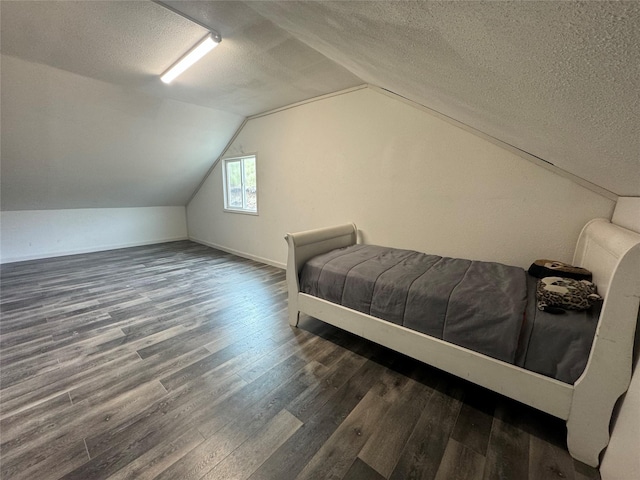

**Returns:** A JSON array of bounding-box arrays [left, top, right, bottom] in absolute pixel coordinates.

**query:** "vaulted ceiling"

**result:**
[[1, 1, 638, 210]]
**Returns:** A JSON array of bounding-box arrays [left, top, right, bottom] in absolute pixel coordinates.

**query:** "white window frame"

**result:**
[[222, 154, 258, 215]]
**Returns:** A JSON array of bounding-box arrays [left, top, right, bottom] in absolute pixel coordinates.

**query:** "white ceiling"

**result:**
[[0, 0, 362, 210], [0, 1, 361, 116], [245, 0, 640, 197], [1, 0, 639, 210]]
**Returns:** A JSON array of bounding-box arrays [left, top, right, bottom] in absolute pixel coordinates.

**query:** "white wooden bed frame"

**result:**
[[285, 218, 640, 467]]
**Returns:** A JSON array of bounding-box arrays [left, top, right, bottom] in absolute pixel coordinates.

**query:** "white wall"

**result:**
[[611, 197, 640, 233], [0, 207, 187, 264], [187, 87, 614, 269], [600, 197, 640, 480]]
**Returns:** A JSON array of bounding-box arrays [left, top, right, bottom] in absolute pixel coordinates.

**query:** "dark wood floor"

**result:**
[[0, 241, 601, 480]]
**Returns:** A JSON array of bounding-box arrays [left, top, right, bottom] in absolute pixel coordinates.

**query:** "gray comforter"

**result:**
[[299, 244, 599, 384], [300, 244, 527, 364]]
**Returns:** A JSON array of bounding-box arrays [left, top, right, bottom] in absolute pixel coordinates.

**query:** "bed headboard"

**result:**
[[573, 218, 640, 299], [285, 223, 358, 289]]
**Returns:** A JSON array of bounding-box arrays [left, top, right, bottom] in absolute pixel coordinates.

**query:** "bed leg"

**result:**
[[566, 414, 608, 468], [288, 308, 300, 327], [565, 384, 620, 468]]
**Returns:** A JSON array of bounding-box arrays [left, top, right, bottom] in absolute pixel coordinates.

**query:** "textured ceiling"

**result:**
[[0, 54, 244, 210], [1, 0, 639, 211], [0, 0, 361, 116], [0, 0, 361, 210], [246, 0, 640, 197]]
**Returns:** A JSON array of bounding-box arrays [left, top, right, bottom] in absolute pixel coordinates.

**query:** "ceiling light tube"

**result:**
[[161, 33, 219, 84]]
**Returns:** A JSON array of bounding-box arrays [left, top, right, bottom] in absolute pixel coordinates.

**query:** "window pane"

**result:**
[[223, 155, 257, 214], [226, 160, 242, 208], [243, 157, 257, 211]]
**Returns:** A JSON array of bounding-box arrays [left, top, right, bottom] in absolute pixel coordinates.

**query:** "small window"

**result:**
[[222, 155, 258, 214]]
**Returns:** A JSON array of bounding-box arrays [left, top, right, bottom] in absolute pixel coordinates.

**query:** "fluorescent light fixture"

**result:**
[[161, 34, 219, 84]]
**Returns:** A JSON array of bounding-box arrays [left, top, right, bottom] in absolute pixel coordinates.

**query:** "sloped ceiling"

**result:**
[[1, 1, 639, 211], [244, 0, 640, 197], [0, 0, 361, 210]]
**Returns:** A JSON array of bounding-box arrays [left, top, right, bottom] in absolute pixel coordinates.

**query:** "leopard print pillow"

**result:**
[[536, 276, 602, 312]]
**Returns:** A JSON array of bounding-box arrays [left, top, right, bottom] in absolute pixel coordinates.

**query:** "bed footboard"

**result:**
[[566, 220, 640, 466], [284, 223, 357, 326]]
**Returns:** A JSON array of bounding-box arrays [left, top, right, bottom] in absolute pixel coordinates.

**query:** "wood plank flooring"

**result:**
[[0, 241, 602, 480]]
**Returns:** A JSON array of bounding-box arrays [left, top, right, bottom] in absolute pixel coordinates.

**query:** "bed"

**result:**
[[284, 218, 640, 467]]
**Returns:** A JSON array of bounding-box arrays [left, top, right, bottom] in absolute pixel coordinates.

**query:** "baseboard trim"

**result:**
[[189, 237, 285, 270], [0, 236, 189, 265]]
